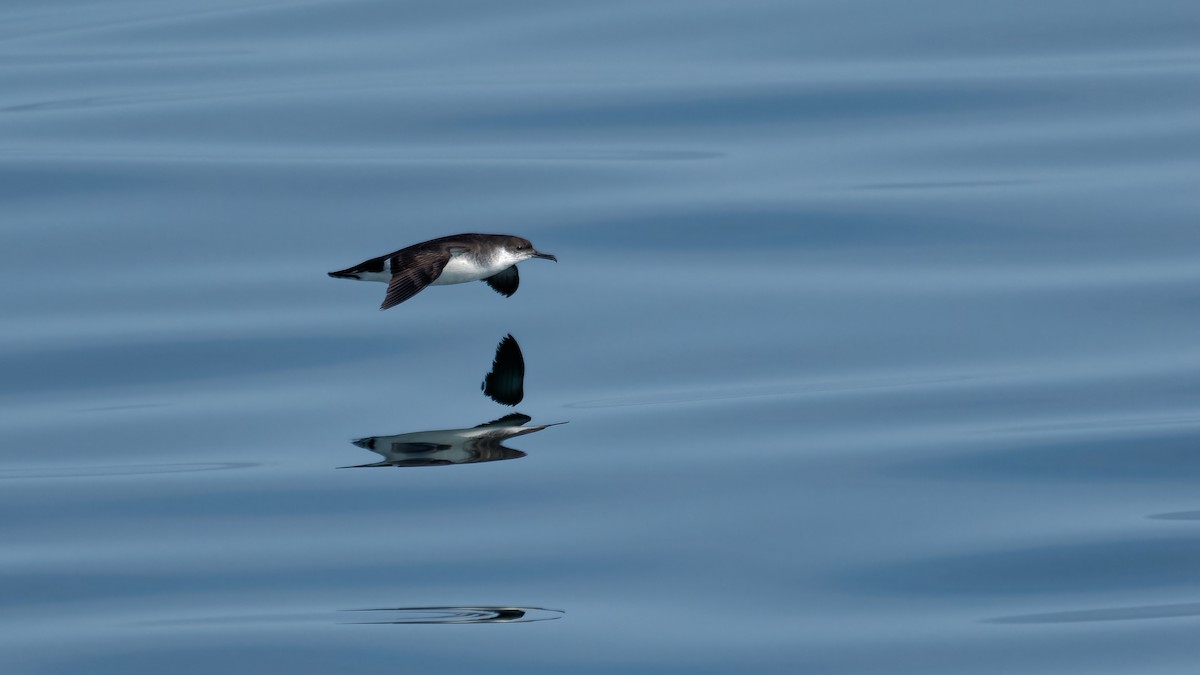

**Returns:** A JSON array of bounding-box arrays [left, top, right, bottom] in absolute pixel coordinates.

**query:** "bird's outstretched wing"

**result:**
[[381, 249, 451, 310], [483, 266, 519, 297]]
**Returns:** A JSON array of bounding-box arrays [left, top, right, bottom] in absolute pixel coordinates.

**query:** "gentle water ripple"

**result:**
[[986, 602, 1200, 625], [0, 462, 260, 480]]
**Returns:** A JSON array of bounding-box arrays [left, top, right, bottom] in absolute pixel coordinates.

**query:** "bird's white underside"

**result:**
[[357, 248, 524, 285]]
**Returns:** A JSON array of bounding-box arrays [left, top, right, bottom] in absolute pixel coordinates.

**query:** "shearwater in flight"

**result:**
[[328, 233, 557, 310]]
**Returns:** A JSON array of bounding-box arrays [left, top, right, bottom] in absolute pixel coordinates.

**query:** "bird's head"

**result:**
[[508, 236, 556, 262]]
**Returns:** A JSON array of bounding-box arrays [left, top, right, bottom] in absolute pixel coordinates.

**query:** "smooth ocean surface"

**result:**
[[3, 1, 1199, 672]]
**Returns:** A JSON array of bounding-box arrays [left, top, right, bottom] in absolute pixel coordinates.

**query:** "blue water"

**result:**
[[3, 1, 1200, 672]]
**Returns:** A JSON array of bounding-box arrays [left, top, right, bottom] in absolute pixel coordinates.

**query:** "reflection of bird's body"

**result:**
[[343, 414, 564, 468], [328, 233, 556, 310]]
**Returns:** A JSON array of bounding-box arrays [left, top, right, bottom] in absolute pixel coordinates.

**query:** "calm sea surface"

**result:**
[[3, 1, 1200, 672]]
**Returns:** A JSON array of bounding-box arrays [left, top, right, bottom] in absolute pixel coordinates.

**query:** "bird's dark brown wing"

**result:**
[[381, 249, 451, 310], [483, 266, 519, 297]]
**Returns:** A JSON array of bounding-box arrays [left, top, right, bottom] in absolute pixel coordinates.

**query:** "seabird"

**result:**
[[328, 233, 557, 310]]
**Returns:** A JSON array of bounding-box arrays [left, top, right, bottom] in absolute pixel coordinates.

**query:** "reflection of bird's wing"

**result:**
[[482, 334, 525, 406], [474, 413, 532, 428], [388, 442, 452, 454], [338, 460, 395, 469], [483, 266, 519, 297], [381, 249, 451, 310]]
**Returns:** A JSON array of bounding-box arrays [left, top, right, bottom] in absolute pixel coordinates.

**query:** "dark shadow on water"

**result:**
[[985, 602, 1200, 624], [342, 414, 564, 468]]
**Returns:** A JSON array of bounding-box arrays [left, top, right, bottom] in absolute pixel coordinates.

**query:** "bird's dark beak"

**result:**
[[533, 251, 557, 262]]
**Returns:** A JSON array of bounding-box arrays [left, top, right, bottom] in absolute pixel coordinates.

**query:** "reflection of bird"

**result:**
[[482, 334, 524, 406], [342, 606, 564, 624], [328, 234, 556, 310], [342, 414, 564, 468]]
